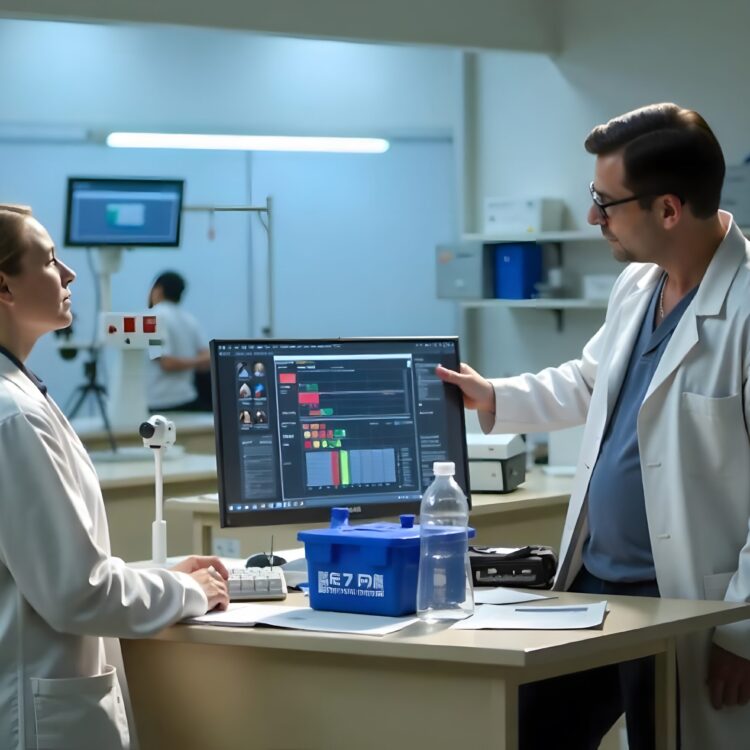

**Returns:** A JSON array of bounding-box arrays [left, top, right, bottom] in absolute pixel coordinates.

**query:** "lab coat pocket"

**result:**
[[31, 664, 130, 750], [703, 571, 734, 601], [679, 392, 745, 477]]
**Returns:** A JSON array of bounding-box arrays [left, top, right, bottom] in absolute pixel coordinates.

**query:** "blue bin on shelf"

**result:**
[[493, 242, 543, 299]]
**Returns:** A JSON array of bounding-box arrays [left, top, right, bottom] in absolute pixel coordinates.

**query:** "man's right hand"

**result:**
[[435, 363, 496, 414], [190, 567, 230, 611]]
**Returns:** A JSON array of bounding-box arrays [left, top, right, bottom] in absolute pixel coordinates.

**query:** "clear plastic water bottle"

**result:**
[[416, 461, 474, 622]]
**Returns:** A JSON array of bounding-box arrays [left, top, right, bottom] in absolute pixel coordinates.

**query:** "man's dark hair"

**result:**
[[153, 270, 186, 303], [584, 103, 725, 219]]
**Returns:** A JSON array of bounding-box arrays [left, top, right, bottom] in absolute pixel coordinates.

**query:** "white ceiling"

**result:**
[[0, 0, 561, 52]]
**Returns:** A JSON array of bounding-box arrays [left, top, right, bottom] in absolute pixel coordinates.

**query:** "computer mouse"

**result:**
[[245, 553, 287, 568]]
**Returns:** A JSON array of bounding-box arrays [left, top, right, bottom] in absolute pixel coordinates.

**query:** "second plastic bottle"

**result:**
[[416, 461, 474, 622]]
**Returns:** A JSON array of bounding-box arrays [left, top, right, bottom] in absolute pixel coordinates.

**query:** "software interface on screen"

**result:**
[[65, 178, 184, 246], [212, 338, 469, 527]]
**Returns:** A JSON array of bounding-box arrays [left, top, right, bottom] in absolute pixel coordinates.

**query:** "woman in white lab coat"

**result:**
[[0, 205, 230, 750]]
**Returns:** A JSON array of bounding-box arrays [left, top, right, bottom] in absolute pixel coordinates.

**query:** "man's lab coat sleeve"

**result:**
[[478, 322, 605, 435], [712, 365, 750, 660]]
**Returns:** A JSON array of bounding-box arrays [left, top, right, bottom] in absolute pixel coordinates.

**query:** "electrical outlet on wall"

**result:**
[[212, 537, 241, 559]]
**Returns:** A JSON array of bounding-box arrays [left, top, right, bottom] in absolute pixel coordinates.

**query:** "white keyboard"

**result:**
[[227, 566, 288, 602]]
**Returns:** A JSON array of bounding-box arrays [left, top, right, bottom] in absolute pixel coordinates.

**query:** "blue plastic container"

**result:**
[[298, 513, 421, 616], [298, 511, 475, 617], [494, 242, 543, 299]]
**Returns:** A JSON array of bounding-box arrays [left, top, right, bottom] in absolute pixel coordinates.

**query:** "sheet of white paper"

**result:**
[[184, 602, 295, 627], [474, 588, 553, 606], [452, 601, 608, 630], [258, 608, 419, 636], [184, 603, 418, 636]]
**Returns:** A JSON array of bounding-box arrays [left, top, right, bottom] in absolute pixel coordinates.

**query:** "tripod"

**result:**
[[66, 351, 117, 452]]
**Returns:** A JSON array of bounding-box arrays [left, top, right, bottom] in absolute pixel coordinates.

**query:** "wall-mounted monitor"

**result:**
[[64, 177, 184, 247], [210, 336, 470, 529]]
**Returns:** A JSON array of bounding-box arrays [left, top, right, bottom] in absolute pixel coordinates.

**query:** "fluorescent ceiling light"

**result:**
[[106, 132, 389, 154]]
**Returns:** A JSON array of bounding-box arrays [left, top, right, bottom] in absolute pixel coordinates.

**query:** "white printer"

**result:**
[[467, 433, 526, 493]]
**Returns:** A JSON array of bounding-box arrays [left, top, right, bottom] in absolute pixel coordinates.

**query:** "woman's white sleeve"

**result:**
[[0, 412, 208, 637]]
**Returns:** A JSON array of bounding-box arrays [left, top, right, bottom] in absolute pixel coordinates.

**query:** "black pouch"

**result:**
[[469, 545, 558, 589]]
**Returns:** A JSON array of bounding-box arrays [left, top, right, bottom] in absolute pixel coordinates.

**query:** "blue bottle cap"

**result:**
[[330, 507, 350, 528], [400, 514, 415, 528]]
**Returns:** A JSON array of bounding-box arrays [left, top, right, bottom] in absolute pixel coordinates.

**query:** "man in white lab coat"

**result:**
[[438, 103, 750, 749]]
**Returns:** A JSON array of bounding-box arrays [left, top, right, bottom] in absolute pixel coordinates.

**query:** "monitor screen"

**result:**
[[211, 337, 470, 528], [64, 177, 184, 247]]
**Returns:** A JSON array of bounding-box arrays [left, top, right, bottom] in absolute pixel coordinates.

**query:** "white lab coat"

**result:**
[[0, 356, 209, 750], [480, 212, 750, 747]]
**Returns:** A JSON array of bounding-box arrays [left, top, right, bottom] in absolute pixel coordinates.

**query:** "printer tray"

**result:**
[[469, 546, 557, 589]]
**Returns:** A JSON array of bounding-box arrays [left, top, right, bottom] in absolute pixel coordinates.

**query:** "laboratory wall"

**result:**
[[249, 141, 457, 338], [0, 20, 456, 135], [470, 0, 750, 379], [0, 19, 458, 410]]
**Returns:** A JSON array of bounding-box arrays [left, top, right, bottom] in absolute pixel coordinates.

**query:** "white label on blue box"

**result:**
[[318, 570, 385, 598]]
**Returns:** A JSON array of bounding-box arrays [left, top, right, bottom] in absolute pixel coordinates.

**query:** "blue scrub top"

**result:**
[[582, 274, 698, 582]]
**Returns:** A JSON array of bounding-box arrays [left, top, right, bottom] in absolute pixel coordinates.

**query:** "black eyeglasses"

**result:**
[[589, 182, 647, 220]]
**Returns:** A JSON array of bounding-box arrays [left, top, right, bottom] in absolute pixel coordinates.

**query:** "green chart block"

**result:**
[[320, 408, 334, 416], [340, 450, 350, 485]]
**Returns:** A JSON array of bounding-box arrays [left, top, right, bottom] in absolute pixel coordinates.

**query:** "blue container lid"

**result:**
[[299, 517, 421, 548], [298, 515, 475, 548]]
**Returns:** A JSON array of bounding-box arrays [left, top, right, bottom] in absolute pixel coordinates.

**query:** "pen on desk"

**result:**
[[514, 606, 589, 613]]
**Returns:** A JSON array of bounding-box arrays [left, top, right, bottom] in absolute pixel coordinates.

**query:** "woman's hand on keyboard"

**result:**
[[171, 556, 230, 611], [170, 555, 229, 578], [190, 568, 230, 611]]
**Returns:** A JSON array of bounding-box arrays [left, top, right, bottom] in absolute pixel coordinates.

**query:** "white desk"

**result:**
[[121, 591, 750, 750], [164, 469, 573, 557], [74, 412, 216, 454]]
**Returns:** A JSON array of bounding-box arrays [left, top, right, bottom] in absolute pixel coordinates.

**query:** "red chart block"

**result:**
[[330, 451, 340, 486]]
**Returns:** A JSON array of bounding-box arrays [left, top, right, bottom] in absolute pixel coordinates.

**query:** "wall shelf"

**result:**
[[460, 296, 607, 331], [460, 298, 608, 310], [462, 229, 604, 244]]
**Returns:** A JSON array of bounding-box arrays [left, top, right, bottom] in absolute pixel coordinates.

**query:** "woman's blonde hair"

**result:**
[[0, 205, 32, 275]]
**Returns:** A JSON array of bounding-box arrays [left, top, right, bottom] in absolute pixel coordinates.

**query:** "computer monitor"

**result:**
[[64, 177, 184, 247], [211, 337, 470, 529]]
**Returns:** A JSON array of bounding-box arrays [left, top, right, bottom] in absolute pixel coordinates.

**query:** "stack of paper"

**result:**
[[184, 604, 418, 636], [452, 601, 608, 630]]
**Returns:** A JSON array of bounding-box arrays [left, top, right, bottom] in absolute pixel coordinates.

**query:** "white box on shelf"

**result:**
[[483, 197, 564, 235], [582, 274, 618, 300]]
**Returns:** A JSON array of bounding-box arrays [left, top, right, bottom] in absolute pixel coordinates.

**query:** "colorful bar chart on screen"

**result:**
[[304, 448, 396, 488]]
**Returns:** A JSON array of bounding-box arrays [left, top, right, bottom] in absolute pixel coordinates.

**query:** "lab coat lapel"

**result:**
[[47, 396, 98, 473], [643, 218, 746, 404], [0, 355, 97, 474], [0, 355, 46, 404], [603, 270, 659, 420]]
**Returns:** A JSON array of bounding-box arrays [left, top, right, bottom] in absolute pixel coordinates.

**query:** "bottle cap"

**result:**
[[400, 514, 415, 528], [330, 507, 350, 528], [433, 461, 455, 476]]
